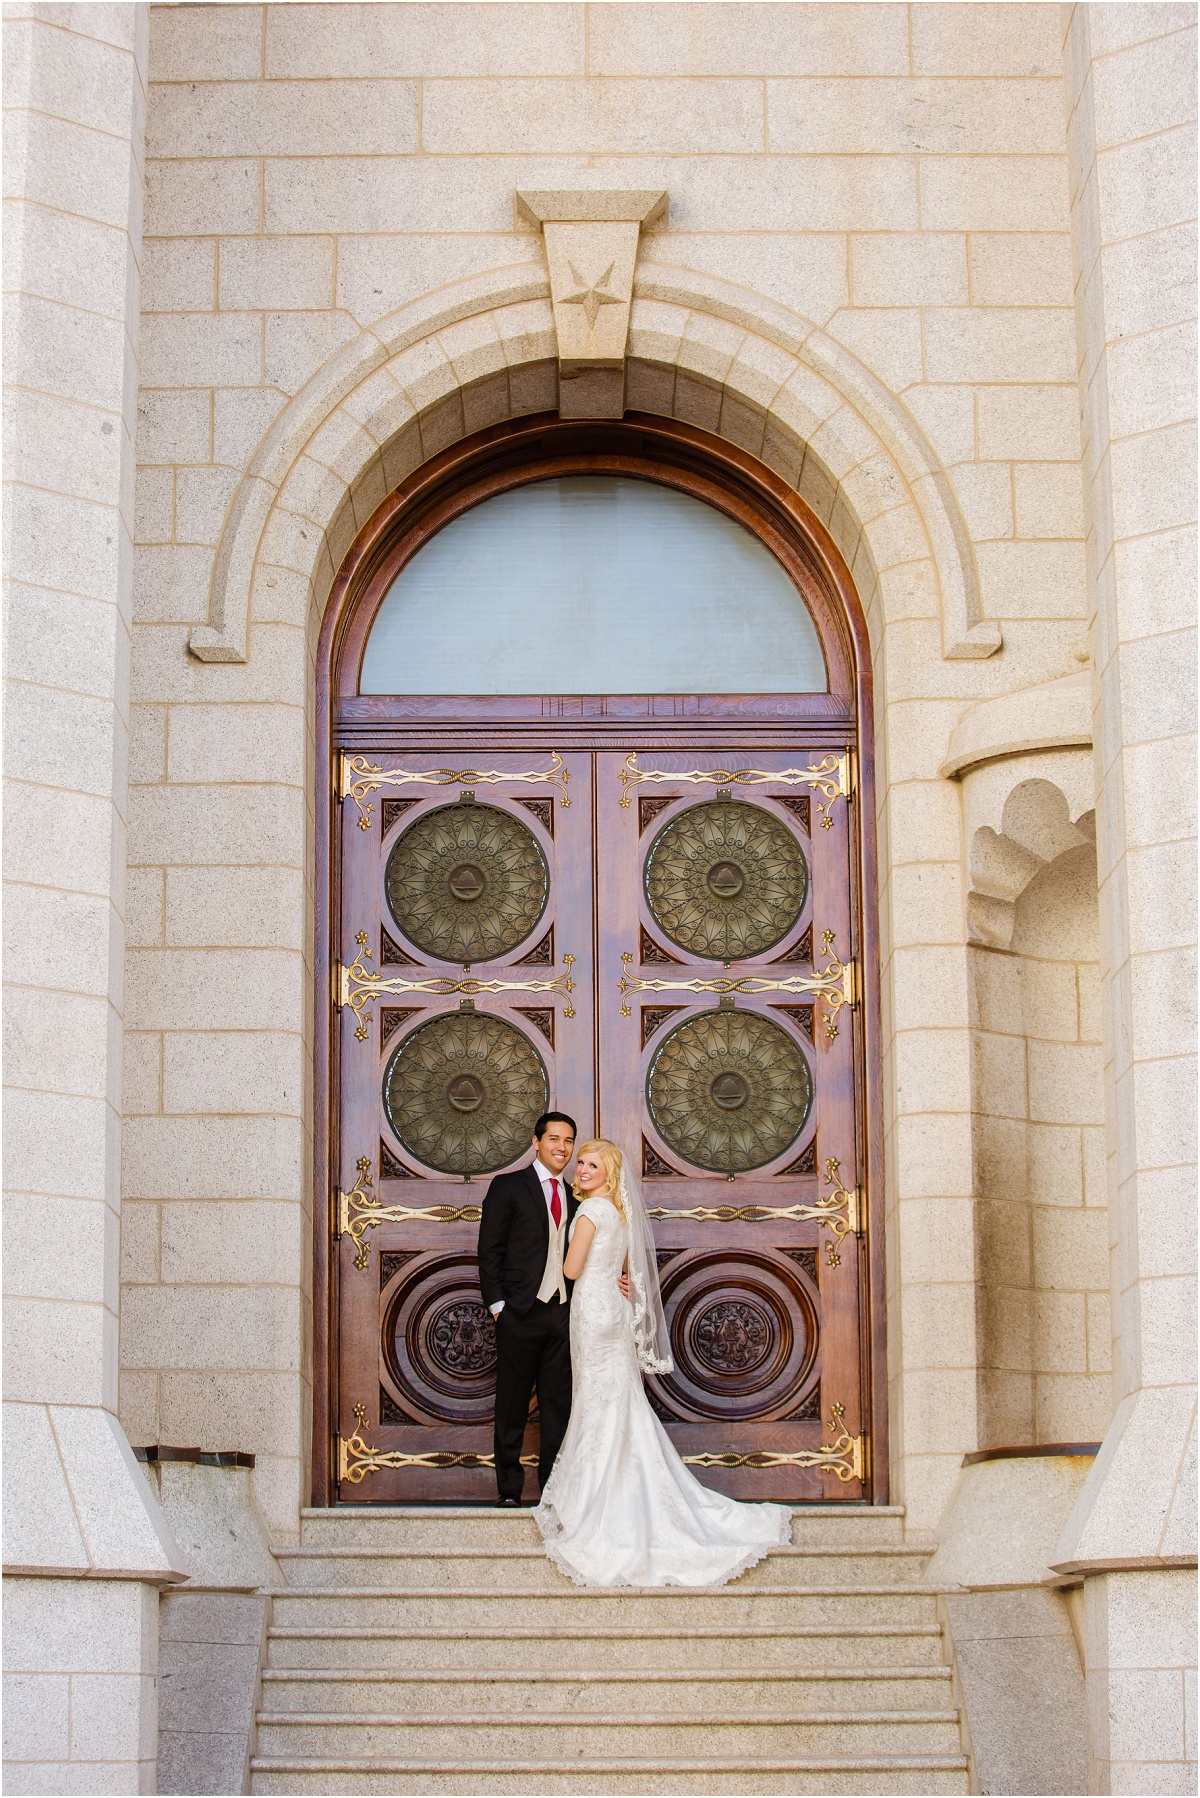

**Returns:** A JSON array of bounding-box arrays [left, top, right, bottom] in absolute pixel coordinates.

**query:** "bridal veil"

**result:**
[[619, 1160, 674, 1375]]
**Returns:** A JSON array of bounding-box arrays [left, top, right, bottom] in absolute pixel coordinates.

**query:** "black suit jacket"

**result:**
[[477, 1164, 579, 1317]]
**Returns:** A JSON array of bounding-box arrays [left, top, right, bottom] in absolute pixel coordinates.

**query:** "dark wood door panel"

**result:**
[[334, 748, 590, 1498], [595, 748, 864, 1501]]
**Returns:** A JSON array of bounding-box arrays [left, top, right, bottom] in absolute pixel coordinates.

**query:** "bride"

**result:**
[[535, 1139, 792, 1588]]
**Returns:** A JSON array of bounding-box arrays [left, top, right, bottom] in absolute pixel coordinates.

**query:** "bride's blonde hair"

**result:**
[[572, 1139, 626, 1218]]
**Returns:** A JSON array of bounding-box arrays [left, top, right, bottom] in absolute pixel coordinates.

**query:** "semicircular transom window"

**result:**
[[360, 476, 828, 695]]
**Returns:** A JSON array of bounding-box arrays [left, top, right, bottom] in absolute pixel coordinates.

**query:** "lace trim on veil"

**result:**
[[619, 1166, 674, 1375], [628, 1265, 673, 1375]]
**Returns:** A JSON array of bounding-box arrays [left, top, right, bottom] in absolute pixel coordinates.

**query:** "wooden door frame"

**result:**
[[312, 412, 886, 1505]]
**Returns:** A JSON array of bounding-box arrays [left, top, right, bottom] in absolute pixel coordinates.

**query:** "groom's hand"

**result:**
[[618, 1273, 631, 1299]]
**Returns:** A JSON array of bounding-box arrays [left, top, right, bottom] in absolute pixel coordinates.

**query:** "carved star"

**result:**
[[559, 261, 624, 332]]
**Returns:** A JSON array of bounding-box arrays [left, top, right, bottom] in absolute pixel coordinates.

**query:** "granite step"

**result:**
[[249, 1752, 970, 1795], [261, 1666, 955, 1714], [253, 1510, 966, 1795], [265, 1585, 943, 1632], [253, 1709, 965, 1759], [265, 1621, 950, 1672], [272, 1543, 930, 1589], [295, 1505, 910, 1551]]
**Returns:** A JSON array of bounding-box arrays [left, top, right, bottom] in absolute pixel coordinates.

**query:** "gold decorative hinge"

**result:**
[[815, 1155, 865, 1269], [620, 750, 854, 828], [341, 751, 570, 830], [682, 1403, 865, 1483], [333, 1156, 373, 1248], [619, 951, 856, 1034], [337, 1424, 536, 1483], [337, 935, 575, 1039], [647, 1186, 863, 1242], [334, 1156, 483, 1271]]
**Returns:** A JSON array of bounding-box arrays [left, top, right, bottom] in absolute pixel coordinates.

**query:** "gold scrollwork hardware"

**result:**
[[619, 750, 854, 827], [333, 1156, 374, 1257], [682, 1403, 865, 1483], [335, 1157, 484, 1272], [337, 1429, 537, 1483], [646, 1186, 863, 1240], [619, 951, 856, 1031], [341, 751, 571, 830], [812, 1154, 864, 1243], [337, 939, 576, 1039]]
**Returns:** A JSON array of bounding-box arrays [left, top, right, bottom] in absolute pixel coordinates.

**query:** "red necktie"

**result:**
[[549, 1178, 562, 1229]]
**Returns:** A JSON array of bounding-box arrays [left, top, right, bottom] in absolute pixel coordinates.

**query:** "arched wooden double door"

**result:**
[[314, 417, 885, 1505]]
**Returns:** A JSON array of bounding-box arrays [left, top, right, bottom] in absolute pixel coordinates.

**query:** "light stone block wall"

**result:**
[[1057, 5, 1197, 1793], [146, 1459, 279, 1795], [941, 1586, 1088, 1794], [122, 0, 1097, 1545], [1083, 1569, 1198, 1796], [4, 1578, 162, 1796], [3, 5, 188, 1792]]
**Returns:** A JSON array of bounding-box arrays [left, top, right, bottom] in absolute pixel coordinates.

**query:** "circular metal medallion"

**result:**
[[643, 799, 807, 960], [646, 1007, 813, 1173], [386, 801, 549, 963], [383, 1012, 549, 1175]]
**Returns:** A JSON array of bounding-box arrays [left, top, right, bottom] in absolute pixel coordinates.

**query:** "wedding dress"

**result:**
[[534, 1190, 793, 1588]]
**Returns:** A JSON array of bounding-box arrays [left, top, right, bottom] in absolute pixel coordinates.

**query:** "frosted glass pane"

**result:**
[[360, 476, 827, 694]]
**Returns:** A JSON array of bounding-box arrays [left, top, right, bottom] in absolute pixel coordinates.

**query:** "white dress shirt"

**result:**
[[489, 1159, 569, 1316]]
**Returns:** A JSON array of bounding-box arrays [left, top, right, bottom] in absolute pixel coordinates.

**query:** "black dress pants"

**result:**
[[492, 1296, 572, 1499]]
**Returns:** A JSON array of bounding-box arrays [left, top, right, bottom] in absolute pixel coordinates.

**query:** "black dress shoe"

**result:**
[[497, 1495, 520, 1506]]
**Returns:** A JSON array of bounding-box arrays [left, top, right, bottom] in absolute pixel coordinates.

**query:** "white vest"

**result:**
[[535, 1176, 568, 1304]]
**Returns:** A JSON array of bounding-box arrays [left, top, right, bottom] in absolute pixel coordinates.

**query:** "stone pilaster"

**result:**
[[3, 5, 186, 1791], [1056, 7, 1197, 1791]]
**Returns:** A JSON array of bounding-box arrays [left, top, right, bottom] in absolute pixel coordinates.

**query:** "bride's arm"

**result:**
[[563, 1216, 596, 1281]]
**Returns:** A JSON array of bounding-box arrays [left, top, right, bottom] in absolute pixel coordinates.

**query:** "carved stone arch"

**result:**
[[189, 262, 995, 670]]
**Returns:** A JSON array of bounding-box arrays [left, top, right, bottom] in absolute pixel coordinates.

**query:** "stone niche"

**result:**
[[967, 779, 1109, 1449]]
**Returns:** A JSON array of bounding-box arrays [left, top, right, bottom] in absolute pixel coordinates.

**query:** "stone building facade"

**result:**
[[3, 2, 1195, 1793]]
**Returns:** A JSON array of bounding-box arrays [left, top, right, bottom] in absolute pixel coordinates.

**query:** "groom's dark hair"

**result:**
[[533, 1110, 577, 1140]]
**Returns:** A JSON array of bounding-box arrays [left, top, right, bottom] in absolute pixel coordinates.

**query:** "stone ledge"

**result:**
[[2, 1402, 188, 1584], [1052, 1388, 1197, 1574], [940, 671, 1092, 780], [516, 190, 667, 228], [925, 1455, 1095, 1593]]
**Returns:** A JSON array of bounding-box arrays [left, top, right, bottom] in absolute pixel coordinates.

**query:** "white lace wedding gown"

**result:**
[[534, 1195, 793, 1587]]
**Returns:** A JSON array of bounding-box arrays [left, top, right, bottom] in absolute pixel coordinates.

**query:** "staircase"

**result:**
[[250, 1505, 969, 1795]]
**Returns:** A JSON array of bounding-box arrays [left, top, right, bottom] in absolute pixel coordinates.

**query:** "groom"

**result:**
[[478, 1112, 579, 1505]]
